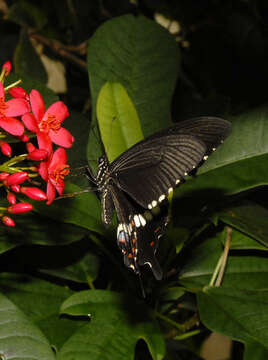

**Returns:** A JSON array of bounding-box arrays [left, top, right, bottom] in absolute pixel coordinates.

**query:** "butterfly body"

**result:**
[[87, 117, 231, 279]]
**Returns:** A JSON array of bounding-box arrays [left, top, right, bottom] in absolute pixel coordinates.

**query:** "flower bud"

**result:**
[[8, 202, 33, 214], [2, 61, 11, 76], [0, 172, 10, 181], [2, 216, 15, 227], [19, 134, 30, 142], [26, 142, 36, 153], [21, 187, 47, 201], [27, 149, 48, 161], [10, 185, 21, 193], [0, 141, 12, 157], [6, 172, 28, 186], [8, 86, 28, 99], [7, 192, 16, 205]]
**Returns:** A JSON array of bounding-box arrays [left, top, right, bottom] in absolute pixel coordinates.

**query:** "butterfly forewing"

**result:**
[[110, 134, 206, 209], [93, 116, 231, 280]]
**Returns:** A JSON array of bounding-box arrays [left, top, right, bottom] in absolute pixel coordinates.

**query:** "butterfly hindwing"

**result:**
[[92, 116, 231, 280]]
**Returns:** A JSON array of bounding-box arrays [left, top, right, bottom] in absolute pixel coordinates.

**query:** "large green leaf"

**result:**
[[58, 290, 165, 360], [219, 202, 268, 248], [87, 14, 180, 164], [0, 274, 82, 350], [0, 210, 89, 254], [176, 106, 268, 198], [197, 287, 268, 354], [179, 235, 268, 290], [221, 227, 268, 251], [97, 82, 143, 161], [0, 290, 55, 360]]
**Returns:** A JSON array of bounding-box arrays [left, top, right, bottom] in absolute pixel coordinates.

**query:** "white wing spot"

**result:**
[[138, 214, 146, 227], [159, 194, 165, 202], [152, 200, 157, 208], [203, 155, 208, 161], [212, 147, 216, 151], [176, 179, 180, 185], [184, 172, 188, 176], [148, 203, 152, 209], [134, 215, 141, 227], [168, 187, 173, 194]]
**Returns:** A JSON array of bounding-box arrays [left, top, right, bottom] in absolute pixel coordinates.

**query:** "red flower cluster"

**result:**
[[0, 61, 74, 226]]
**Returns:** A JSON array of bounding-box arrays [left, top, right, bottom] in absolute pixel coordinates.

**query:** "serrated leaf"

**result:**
[[97, 82, 143, 162], [0, 291, 55, 360], [87, 14, 180, 165], [197, 287, 268, 353], [58, 290, 165, 360]]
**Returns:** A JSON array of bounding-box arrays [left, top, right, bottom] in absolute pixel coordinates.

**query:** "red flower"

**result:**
[[22, 90, 74, 154], [7, 192, 16, 205], [2, 61, 11, 76], [27, 148, 48, 161], [41, 148, 70, 204], [0, 141, 12, 156], [5, 172, 28, 186], [8, 202, 33, 214], [21, 187, 47, 201], [2, 216, 15, 227], [8, 86, 29, 100], [0, 82, 29, 136]]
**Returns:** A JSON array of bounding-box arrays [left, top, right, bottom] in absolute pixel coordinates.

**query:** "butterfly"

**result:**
[[86, 117, 231, 280]]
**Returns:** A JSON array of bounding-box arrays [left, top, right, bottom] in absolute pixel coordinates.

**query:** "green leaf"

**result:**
[[0, 274, 82, 350], [58, 290, 165, 360], [176, 106, 268, 198], [14, 29, 47, 83], [221, 227, 268, 251], [33, 183, 103, 234], [97, 82, 143, 161], [219, 202, 268, 248], [197, 287, 268, 353], [8, 0, 47, 29], [179, 235, 268, 290], [40, 253, 100, 284], [0, 211, 89, 253], [87, 14, 180, 164], [244, 341, 268, 360], [0, 290, 55, 360]]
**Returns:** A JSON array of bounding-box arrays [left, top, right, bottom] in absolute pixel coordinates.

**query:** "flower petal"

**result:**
[[30, 90, 45, 122], [0, 82, 5, 98], [55, 180, 65, 196], [49, 127, 74, 148], [0, 117, 24, 136], [46, 181, 56, 205], [22, 113, 39, 133], [39, 161, 48, 181], [43, 101, 69, 124], [4, 98, 30, 117], [49, 148, 67, 170], [37, 132, 53, 156]]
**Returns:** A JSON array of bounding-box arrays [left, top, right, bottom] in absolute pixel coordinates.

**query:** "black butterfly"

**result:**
[[86, 117, 231, 280]]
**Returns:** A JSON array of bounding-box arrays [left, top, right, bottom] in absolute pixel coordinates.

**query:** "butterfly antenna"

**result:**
[[138, 272, 146, 298], [55, 188, 98, 200]]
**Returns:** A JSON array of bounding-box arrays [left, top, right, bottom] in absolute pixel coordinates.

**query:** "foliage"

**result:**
[[1, 1, 268, 359]]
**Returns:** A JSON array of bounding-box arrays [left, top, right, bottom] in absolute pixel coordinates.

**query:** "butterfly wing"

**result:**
[[110, 117, 231, 209]]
